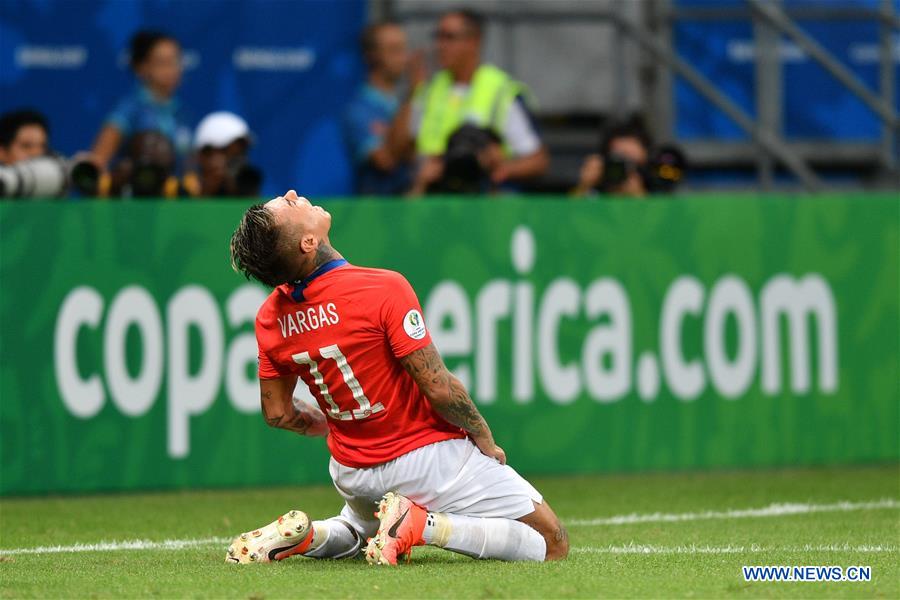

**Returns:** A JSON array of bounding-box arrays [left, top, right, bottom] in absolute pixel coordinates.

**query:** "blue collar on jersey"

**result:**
[[291, 259, 348, 302]]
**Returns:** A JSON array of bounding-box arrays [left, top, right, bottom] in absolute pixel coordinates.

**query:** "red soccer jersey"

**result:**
[[255, 261, 465, 467]]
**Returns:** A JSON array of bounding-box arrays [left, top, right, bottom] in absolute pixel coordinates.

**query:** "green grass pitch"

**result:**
[[1, 465, 897, 598]]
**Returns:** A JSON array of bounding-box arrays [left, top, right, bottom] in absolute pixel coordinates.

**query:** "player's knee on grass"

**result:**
[[518, 500, 569, 561]]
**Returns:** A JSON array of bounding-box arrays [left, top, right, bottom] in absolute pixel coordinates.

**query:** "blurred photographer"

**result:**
[[0, 109, 102, 198], [574, 116, 686, 198], [107, 130, 180, 198], [187, 112, 262, 198], [390, 9, 548, 196], [0, 109, 48, 165]]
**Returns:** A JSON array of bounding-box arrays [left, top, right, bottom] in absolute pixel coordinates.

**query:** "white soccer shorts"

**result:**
[[328, 438, 543, 538]]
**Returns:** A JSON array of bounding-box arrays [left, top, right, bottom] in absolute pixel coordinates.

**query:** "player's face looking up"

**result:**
[[264, 190, 332, 243], [264, 190, 337, 279], [230, 190, 337, 288]]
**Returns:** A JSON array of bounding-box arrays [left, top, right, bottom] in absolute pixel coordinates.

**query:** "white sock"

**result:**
[[302, 518, 361, 559], [422, 512, 546, 561]]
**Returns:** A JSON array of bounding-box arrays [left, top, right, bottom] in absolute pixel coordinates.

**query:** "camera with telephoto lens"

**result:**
[[597, 152, 639, 192], [0, 154, 102, 198], [193, 144, 262, 198], [598, 143, 687, 193], [433, 124, 501, 194], [109, 130, 178, 198], [227, 157, 263, 197]]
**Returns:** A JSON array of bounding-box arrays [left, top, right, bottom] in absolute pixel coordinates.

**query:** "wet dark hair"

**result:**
[[447, 8, 485, 39], [599, 115, 652, 156], [0, 109, 49, 148], [230, 204, 293, 288], [129, 30, 179, 70]]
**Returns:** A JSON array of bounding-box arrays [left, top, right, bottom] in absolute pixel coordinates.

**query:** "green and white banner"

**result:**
[[1, 195, 897, 495]]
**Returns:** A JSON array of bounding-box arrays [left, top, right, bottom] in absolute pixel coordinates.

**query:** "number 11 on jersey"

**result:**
[[292, 344, 384, 421]]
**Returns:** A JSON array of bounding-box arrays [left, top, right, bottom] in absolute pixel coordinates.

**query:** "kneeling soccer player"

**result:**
[[225, 190, 569, 565]]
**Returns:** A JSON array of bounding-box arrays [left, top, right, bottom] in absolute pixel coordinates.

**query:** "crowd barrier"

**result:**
[[1, 194, 897, 495]]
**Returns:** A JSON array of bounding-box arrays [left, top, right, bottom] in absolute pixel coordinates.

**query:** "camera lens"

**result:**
[[70, 160, 100, 196]]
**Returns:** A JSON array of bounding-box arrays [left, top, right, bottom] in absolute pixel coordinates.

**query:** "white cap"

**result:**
[[193, 111, 252, 149]]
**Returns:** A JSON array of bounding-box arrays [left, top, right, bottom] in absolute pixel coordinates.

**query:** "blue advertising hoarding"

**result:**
[[674, 0, 899, 140], [0, 0, 367, 196]]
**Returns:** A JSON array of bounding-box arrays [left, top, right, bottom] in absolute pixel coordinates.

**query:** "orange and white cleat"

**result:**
[[225, 510, 313, 564], [365, 492, 427, 566]]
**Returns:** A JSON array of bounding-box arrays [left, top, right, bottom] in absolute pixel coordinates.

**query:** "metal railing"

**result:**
[[380, 0, 899, 191]]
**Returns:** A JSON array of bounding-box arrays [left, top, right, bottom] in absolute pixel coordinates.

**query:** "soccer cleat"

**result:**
[[365, 492, 427, 566], [225, 509, 313, 564]]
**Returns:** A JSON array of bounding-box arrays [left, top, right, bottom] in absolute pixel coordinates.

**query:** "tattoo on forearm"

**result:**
[[262, 386, 311, 434], [262, 390, 277, 427], [282, 411, 312, 434], [445, 378, 486, 434], [263, 406, 311, 434], [400, 344, 489, 437]]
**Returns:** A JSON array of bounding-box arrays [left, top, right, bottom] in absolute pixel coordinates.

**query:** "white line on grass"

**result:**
[[1, 499, 897, 556], [2, 539, 895, 558], [0, 536, 230, 556], [565, 498, 900, 527], [572, 543, 898, 555]]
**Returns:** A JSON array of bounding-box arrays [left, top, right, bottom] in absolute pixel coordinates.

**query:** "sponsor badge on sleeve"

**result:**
[[403, 309, 427, 340]]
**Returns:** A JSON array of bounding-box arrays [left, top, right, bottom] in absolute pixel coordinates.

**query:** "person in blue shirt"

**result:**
[[90, 30, 192, 171], [343, 22, 423, 196]]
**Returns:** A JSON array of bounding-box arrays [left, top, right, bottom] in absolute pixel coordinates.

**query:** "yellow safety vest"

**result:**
[[416, 64, 527, 156]]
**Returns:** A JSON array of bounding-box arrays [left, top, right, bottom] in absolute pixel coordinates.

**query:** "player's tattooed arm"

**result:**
[[400, 343, 506, 464], [268, 401, 327, 437], [260, 377, 328, 437], [399, 344, 485, 433]]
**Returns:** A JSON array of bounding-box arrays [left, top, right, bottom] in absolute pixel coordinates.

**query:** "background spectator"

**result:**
[[188, 111, 262, 198], [0, 109, 49, 165], [574, 116, 653, 198], [343, 22, 421, 196], [391, 9, 549, 195], [90, 30, 192, 171]]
